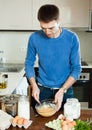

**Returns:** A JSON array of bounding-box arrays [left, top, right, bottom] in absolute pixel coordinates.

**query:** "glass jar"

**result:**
[[0, 94, 20, 117], [4, 100, 17, 117], [18, 95, 30, 119], [64, 98, 81, 120]]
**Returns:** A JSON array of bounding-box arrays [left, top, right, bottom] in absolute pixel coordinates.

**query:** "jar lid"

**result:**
[[5, 99, 17, 104], [0, 94, 20, 103], [67, 98, 79, 103]]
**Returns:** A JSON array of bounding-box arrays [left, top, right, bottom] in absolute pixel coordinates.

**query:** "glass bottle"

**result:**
[[2, 74, 8, 89], [0, 74, 8, 89], [0, 74, 2, 88], [18, 95, 30, 119]]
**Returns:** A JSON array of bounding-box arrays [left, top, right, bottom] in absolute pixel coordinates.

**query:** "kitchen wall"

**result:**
[[0, 31, 31, 63], [0, 30, 92, 65], [75, 31, 92, 62]]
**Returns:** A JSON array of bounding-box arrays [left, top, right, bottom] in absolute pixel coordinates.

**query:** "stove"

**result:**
[[79, 61, 89, 80], [73, 61, 92, 108]]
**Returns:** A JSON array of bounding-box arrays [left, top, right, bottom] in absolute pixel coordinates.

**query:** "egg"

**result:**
[[71, 121, 76, 127], [12, 118, 17, 124], [62, 124, 69, 130], [62, 121, 67, 126], [65, 118, 71, 123], [58, 114, 65, 120], [12, 116, 20, 124], [23, 119, 29, 125], [17, 118, 24, 125], [68, 122, 73, 129]]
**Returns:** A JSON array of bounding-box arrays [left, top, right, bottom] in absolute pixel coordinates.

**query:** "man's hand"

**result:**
[[32, 84, 40, 104], [29, 77, 40, 104], [54, 88, 64, 111]]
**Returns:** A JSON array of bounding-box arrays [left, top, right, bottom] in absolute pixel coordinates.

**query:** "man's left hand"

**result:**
[[54, 88, 64, 111]]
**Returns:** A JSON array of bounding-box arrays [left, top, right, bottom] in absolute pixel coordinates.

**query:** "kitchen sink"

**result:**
[[0, 63, 24, 72]]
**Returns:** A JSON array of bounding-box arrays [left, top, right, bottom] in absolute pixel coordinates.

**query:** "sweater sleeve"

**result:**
[[25, 36, 36, 79], [69, 33, 82, 80]]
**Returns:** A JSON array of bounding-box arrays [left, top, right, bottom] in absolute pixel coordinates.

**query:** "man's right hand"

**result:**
[[32, 84, 40, 104], [29, 77, 40, 104]]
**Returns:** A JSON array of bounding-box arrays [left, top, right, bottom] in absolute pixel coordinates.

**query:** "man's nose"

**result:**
[[44, 28, 50, 33]]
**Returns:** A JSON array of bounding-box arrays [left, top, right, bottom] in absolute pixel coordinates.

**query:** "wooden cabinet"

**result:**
[[59, 0, 89, 28], [0, 0, 32, 30], [0, 0, 90, 30]]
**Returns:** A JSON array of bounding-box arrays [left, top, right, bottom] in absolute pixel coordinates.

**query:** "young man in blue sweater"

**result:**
[[25, 4, 81, 110]]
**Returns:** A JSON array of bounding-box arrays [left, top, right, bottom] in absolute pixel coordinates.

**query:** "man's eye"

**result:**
[[49, 27, 53, 30], [41, 27, 44, 30], [41, 27, 54, 30]]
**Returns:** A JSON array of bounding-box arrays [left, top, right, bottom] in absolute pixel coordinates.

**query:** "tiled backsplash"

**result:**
[[0, 30, 92, 64]]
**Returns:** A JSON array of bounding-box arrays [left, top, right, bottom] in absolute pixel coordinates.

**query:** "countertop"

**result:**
[[0, 66, 25, 95], [82, 62, 92, 68], [7, 107, 92, 130]]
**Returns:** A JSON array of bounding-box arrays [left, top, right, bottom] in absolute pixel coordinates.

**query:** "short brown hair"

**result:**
[[37, 4, 59, 22]]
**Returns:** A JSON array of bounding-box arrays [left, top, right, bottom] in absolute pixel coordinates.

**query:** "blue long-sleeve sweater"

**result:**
[[25, 28, 82, 88]]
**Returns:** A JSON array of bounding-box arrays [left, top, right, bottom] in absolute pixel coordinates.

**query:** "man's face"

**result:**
[[40, 20, 60, 38]]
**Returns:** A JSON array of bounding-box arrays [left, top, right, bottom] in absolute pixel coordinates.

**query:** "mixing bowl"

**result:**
[[35, 99, 57, 117]]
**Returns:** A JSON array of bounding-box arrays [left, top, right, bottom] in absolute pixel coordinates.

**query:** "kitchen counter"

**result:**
[[82, 65, 92, 68], [82, 62, 92, 68], [7, 107, 92, 130], [0, 64, 25, 95]]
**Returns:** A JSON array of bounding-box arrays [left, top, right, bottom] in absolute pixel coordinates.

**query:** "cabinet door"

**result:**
[[32, 0, 89, 29], [59, 0, 89, 27], [0, 0, 32, 30]]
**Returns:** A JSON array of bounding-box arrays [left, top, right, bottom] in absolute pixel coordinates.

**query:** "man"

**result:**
[[25, 4, 81, 110]]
